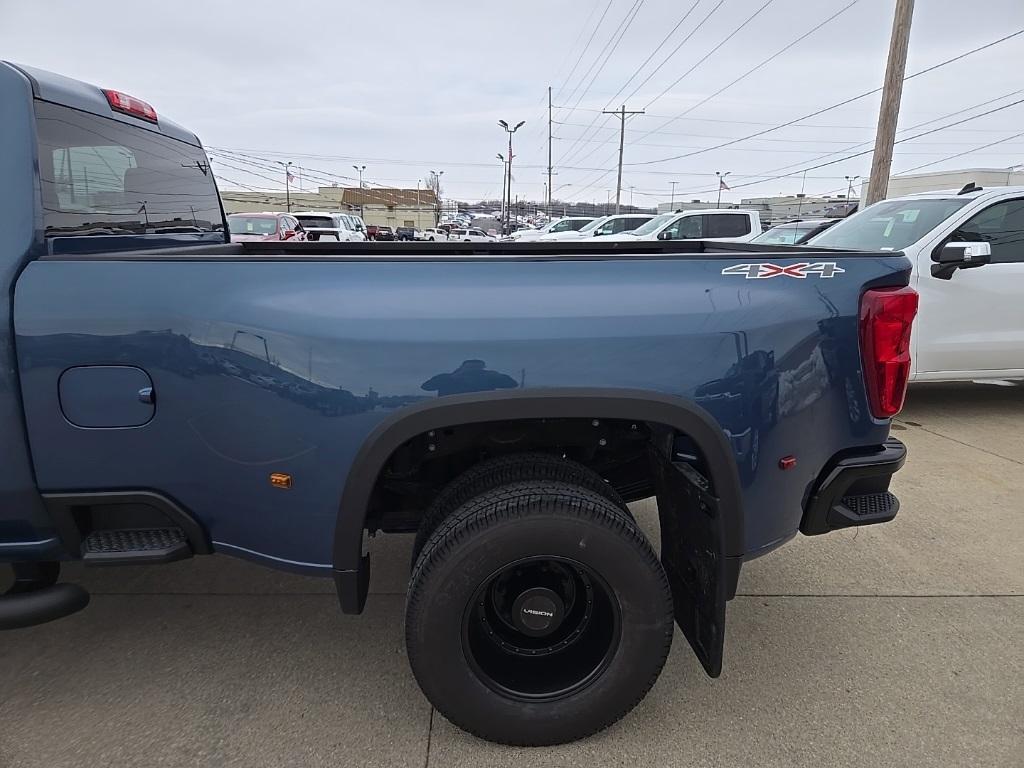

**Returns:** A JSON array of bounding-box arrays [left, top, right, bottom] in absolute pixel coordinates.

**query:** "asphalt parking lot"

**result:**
[[2, 383, 1021, 767]]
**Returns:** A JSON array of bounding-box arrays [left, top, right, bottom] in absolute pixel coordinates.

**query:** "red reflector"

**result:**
[[860, 286, 919, 419], [102, 89, 158, 123], [778, 456, 797, 470]]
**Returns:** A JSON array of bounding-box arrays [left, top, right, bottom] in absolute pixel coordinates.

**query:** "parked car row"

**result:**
[[503, 209, 764, 243], [228, 211, 369, 243]]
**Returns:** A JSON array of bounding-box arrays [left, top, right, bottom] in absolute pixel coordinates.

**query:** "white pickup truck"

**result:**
[[806, 185, 1024, 382]]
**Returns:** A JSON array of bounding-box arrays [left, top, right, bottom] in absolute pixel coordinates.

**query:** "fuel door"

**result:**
[[59, 366, 155, 428]]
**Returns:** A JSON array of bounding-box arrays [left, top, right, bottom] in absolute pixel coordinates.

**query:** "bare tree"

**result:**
[[424, 171, 444, 223]]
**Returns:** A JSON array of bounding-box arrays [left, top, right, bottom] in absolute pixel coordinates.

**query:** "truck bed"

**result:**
[[12, 240, 909, 571]]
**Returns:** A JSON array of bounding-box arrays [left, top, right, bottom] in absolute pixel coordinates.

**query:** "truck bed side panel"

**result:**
[[12, 256, 904, 569]]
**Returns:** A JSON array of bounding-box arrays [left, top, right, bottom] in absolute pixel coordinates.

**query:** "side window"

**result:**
[[950, 199, 1024, 263], [626, 217, 648, 230], [595, 220, 617, 235], [705, 213, 751, 238], [664, 215, 702, 240]]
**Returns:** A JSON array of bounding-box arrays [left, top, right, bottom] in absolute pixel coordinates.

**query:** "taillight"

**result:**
[[859, 286, 919, 419], [102, 89, 158, 123]]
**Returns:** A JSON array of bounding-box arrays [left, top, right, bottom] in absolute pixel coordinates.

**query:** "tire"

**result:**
[[411, 453, 626, 565], [406, 481, 673, 746]]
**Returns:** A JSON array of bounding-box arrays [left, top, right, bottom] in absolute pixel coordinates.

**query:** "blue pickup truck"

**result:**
[[1, 63, 918, 746]]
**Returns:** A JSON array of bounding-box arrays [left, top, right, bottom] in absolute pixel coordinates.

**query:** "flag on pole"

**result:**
[[719, 178, 730, 191], [286, 170, 296, 183]]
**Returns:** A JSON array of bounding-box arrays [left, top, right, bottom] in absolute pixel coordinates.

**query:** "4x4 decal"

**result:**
[[721, 262, 845, 279]]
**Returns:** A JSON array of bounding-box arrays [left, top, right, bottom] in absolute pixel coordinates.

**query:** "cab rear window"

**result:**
[[35, 101, 223, 237]]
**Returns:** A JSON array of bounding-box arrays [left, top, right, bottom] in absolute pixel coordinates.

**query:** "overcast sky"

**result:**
[[4, 0, 1024, 205]]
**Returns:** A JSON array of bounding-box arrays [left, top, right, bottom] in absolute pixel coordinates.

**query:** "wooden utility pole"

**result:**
[[603, 104, 644, 214], [865, 0, 915, 206], [547, 86, 553, 215]]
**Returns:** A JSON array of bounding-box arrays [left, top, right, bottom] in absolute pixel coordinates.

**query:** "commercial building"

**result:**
[[656, 200, 732, 213], [861, 167, 1024, 200], [220, 186, 439, 229], [738, 195, 856, 224], [657, 195, 855, 224]]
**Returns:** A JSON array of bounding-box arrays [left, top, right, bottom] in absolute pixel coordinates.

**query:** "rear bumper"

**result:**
[[800, 438, 907, 536]]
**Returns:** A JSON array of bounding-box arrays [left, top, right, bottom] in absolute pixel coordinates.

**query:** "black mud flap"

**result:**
[[652, 451, 727, 677]]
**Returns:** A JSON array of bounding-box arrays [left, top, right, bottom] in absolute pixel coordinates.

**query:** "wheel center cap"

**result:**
[[512, 587, 565, 637]]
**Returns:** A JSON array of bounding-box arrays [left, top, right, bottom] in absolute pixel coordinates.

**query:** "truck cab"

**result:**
[[807, 185, 1024, 382]]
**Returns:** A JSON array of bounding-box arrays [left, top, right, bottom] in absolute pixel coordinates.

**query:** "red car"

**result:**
[[227, 212, 307, 242]]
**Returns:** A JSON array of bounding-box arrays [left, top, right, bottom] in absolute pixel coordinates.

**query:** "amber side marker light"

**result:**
[[270, 473, 292, 489]]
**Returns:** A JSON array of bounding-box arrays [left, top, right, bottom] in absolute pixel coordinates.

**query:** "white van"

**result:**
[[806, 185, 1024, 382], [602, 209, 761, 242]]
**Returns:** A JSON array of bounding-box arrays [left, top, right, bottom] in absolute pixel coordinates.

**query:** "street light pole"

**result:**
[[278, 160, 293, 212], [670, 181, 678, 211], [429, 169, 443, 224], [845, 175, 860, 200], [498, 119, 525, 234], [716, 171, 730, 207], [352, 164, 366, 216], [497, 154, 507, 224]]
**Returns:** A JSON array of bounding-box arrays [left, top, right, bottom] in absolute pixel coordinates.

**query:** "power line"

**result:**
[[553, 118, 1024, 143], [618, 0, 727, 107], [637, 0, 859, 140], [895, 130, 1024, 175], [670, 95, 1024, 198], [559, 0, 781, 184], [553, 0, 616, 104], [553, 0, 647, 154], [626, 27, 1024, 167], [736, 88, 1024, 181], [639, 0, 779, 112], [210, 149, 407, 207], [552, 133, 1024, 153], [552, 0, 702, 166], [556, 106, 1024, 132]]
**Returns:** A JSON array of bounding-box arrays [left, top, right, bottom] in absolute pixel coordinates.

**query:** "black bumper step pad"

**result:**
[[82, 527, 191, 565], [831, 491, 900, 528]]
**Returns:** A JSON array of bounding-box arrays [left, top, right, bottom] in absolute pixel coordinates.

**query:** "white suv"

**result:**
[[450, 228, 496, 242], [505, 217, 595, 242], [541, 214, 653, 241], [602, 209, 761, 242], [293, 211, 363, 242]]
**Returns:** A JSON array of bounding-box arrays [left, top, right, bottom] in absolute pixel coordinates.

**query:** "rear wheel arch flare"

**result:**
[[331, 388, 745, 609]]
